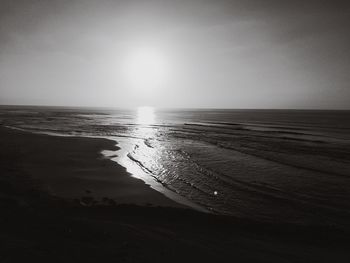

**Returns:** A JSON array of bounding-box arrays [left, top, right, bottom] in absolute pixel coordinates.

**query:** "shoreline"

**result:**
[[103, 136, 209, 213], [0, 125, 184, 208], [4, 125, 207, 212]]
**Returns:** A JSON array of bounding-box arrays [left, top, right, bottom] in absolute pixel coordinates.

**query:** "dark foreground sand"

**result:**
[[0, 126, 349, 262]]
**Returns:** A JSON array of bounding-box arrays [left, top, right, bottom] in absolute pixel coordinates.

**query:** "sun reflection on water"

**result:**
[[103, 106, 208, 212], [136, 106, 155, 125]]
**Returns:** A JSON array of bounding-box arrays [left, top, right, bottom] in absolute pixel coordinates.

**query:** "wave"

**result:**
[[183, 122, 347, 143]]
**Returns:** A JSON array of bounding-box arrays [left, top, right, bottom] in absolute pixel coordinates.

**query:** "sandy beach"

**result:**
[[1, 125, 350, 262], [0, 126, 182, 208]]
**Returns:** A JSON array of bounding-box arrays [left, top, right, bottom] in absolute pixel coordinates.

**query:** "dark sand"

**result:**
[[0, 126, 182, 207], [1, 126, 350, 262]]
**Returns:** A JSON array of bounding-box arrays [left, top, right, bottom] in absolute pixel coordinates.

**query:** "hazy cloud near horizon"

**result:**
[[0, 0, 349, 109]]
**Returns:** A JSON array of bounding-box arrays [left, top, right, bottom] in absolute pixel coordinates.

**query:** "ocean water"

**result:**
[[1, 106, 350, 227]]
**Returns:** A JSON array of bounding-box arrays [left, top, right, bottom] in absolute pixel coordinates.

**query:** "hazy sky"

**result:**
[[1, 0, 349, 109]]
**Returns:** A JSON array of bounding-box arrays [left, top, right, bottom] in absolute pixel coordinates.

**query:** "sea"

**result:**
[[1, 105, 350, 228]]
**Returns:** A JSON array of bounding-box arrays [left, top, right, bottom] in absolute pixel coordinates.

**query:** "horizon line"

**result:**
[[0, 103, 350, 111]]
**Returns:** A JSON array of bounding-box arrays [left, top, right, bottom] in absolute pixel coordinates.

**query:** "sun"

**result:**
[[123, 47, 168, 89]]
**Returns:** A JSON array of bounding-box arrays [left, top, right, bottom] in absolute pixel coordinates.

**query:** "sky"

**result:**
[[0, 0, 349, 109]]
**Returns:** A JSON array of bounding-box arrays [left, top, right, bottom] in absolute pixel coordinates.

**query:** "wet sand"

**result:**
[[1, 126, 350, 262], [0, 126, 182, 208]]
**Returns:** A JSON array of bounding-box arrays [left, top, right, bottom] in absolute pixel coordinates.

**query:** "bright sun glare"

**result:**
[[124, 48, 167, 89], [137, 106, 155, 125]]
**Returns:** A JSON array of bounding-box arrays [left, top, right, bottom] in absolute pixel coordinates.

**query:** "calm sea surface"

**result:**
[[1, 106, 350, 228]]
